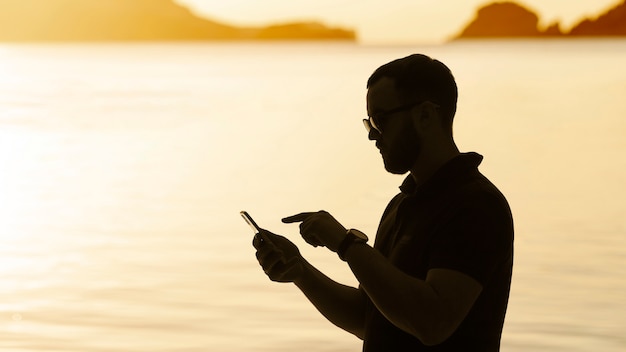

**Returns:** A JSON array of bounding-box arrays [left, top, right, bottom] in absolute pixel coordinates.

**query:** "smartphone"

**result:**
[[240, 211, 260, 234]]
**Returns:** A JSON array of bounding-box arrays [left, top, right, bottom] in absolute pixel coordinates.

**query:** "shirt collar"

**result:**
[[399, 152, 484, 196]]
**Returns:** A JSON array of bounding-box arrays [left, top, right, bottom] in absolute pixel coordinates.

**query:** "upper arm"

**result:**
[[423, 268, 483, 345], [420, 192, 510, 344]]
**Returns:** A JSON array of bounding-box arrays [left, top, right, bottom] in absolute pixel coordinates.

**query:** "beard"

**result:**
[[380, 129, 421, 175]]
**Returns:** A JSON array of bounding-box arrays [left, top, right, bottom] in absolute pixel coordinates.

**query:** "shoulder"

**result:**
[[457, 172, 512, 219], [429, 178, 514, 284], [441, 173, 514, 250]]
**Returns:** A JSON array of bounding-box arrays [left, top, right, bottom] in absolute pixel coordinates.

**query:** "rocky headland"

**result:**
[[455, 0, 626, 39]]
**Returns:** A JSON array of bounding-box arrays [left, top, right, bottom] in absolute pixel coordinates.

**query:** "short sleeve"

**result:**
[[427, 192, 513, 285]]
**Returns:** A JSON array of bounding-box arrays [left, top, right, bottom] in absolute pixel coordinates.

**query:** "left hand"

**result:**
[[252, 229, 305, 283], [282, 210, 347, 252]]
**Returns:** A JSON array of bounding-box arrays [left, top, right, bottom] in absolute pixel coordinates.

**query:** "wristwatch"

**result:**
[[337, 229, 368, 261]]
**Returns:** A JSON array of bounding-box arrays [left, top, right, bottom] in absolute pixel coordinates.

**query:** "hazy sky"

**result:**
[[177, 0, 620, 43]]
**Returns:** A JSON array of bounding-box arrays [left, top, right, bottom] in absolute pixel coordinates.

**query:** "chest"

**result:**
[[374, 195, 460, 278]]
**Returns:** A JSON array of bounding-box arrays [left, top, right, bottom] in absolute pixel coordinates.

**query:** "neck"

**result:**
[[410, 141, 460, 187]]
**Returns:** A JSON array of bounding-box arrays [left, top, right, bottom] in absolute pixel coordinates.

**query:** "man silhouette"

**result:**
[[252, 54, 514, 351]]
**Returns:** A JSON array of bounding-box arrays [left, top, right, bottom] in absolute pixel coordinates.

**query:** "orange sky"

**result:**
[[178, 0, 622, 43]]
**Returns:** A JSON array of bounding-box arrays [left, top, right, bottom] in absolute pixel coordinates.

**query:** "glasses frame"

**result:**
[[363, 100, 439, 135]]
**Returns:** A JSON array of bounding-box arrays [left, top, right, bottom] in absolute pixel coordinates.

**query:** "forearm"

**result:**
[[343, 242, 442, 343], [294, 259, 366, 339]]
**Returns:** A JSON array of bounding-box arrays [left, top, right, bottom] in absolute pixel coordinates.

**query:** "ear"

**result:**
[[412, 101, 439, 131]]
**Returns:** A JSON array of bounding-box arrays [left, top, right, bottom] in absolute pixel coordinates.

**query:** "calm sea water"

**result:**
[[0, 40, 625, 351]]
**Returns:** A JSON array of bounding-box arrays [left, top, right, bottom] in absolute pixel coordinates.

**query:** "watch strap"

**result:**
[[337, 230, 366, 261]]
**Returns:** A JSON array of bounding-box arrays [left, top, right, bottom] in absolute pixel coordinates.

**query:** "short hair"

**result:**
[[367, 54, 458, 134]]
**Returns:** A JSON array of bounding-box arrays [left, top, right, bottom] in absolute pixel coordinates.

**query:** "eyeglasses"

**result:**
[[363, 100, 438, 134]]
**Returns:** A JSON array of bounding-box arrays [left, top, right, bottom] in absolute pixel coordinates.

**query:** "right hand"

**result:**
[[253, 229, 305, 283]]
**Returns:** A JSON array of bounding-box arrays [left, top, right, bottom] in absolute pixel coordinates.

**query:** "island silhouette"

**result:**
[[0, 0, 355, 42], [455, 0, 626, 39]]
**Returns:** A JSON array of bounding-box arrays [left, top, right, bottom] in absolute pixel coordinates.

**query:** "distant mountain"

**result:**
[[454, 0, 626, 39], [455, 2, 545, 38], [0, 0, 356, 42], [569, 0, 626, 36]]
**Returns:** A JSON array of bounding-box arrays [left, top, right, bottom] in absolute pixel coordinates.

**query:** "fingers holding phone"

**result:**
[[254, 230, 304, 283], [242, 211, 304, 283]]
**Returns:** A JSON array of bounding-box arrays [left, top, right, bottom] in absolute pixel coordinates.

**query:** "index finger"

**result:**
[[281, 212, 316, 224]]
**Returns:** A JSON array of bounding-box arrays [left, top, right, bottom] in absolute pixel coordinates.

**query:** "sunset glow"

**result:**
[[0, 1, 624, 351]]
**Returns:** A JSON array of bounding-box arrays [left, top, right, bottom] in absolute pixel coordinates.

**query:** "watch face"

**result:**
[[349, 229, 368, 241]]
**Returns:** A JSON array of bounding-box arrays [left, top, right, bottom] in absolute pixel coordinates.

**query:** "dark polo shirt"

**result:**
[[362, 152, 514, 351]]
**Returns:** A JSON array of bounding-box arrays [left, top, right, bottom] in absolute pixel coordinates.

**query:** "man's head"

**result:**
[[366, 54, 458, 135], [365, 54, 459, 175]]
